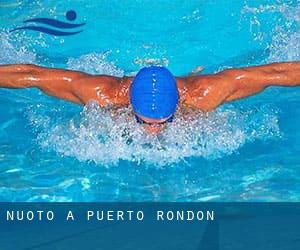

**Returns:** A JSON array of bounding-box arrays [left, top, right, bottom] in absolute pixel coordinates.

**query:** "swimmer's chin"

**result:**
[[142, 124, 164, 135]]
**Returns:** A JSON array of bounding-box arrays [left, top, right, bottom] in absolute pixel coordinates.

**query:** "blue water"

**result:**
[[0, 0, 299, 201]]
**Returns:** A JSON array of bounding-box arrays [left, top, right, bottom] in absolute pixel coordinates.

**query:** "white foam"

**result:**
[[26, 101, 281, 167], [242, 2, 300, 62], [0, 31, 36, 64], [268, 5, 300, 62], [67, 51, 124, 76]]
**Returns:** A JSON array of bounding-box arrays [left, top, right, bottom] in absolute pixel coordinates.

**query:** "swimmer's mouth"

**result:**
[[134, 115, 174, 125]]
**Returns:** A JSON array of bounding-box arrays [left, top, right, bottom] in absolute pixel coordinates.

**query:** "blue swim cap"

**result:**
[[130, 66, 179, 120]]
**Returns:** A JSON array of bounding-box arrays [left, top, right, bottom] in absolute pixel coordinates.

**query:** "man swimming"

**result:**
[[0, 62, 300, 134]]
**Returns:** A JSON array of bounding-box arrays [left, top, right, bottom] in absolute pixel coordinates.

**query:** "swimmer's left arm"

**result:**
[[182, 62, 300, 111], [224, 62, 300, 102]]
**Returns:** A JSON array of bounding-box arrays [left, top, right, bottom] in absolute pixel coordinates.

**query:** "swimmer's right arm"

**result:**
[[0, 64, 88, 104], [0, 64, 129, 106]]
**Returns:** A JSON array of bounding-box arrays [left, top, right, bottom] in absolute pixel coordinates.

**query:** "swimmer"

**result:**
[[0, 62, 300, 134]]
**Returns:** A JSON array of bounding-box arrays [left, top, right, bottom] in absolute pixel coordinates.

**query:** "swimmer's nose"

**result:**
[[143, 124, 163, 135]]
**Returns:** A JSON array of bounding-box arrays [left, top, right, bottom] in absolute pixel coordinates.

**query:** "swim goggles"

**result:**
[[135, 115, 174, 125]]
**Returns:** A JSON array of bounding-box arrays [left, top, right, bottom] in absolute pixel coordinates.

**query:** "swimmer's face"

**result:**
[[135, 114, 171, 135]]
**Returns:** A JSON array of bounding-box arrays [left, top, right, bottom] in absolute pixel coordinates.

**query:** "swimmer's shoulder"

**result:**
[[176, 75, 212, 106], [176, 73, 237, 112], [72, 75, 132, 106]]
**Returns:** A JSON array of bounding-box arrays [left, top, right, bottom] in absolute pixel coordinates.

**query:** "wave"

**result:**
[[10, 25, 83, 36], [23, 18, 85, 29]]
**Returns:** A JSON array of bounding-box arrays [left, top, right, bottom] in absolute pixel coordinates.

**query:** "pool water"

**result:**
[[0, 0, 299, 201]]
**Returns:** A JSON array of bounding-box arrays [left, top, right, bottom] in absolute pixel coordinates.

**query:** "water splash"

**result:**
[[242, 3, 288, 15], [268, 4, 300, 62], [26, 101, 281, 167], [0, 31, 36, 64], [67, 51, 124, 76], [242, 2, 300, 62], [133, 57, 169, 67], [181, 8, 201, 23]]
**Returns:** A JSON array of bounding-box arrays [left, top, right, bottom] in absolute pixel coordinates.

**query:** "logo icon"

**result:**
[[10, 10, 85, 36]]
